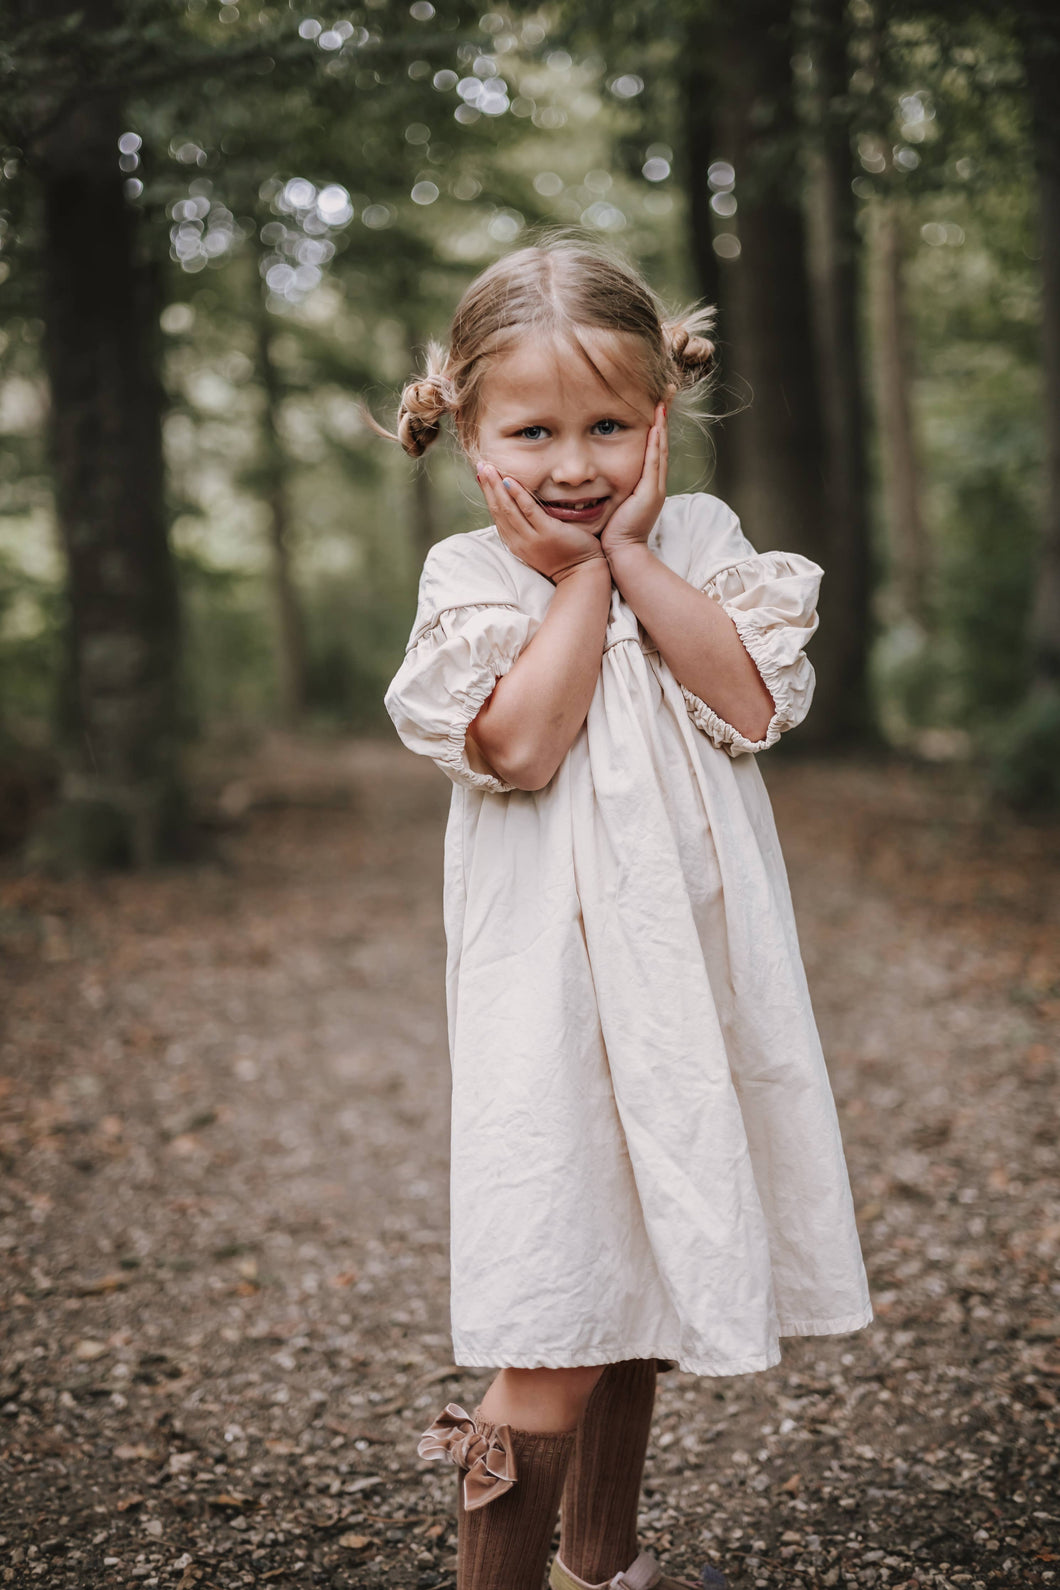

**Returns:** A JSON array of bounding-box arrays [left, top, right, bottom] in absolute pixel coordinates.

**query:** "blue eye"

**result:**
[[517, 425, 547, 440], [593, 419, 624, 436]]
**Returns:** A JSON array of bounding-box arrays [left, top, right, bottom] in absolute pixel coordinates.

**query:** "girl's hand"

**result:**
[[476, 461, 608, 585], [599, 404, 668, 562]]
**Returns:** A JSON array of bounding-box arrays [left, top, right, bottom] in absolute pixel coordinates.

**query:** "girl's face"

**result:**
[[470, 332, 657, 535]]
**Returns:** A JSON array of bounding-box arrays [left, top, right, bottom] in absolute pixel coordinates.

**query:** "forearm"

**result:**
[[468, 560, 612, 790], [608, 544, 775, 742]]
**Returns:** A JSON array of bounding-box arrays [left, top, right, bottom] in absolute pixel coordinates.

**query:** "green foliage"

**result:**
[[987, 686, 1060, 810], [177, 550, 278, 727], [26, 798, 136, 872], [303, 577, 412, 730], [0, 0, 1056, 805], [0, 546, 63, 734], [938, 466, 1035, 719]]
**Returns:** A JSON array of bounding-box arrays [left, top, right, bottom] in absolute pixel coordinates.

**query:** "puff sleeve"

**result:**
[[385, 601, 536, 793], [681, 550, 824, 757]]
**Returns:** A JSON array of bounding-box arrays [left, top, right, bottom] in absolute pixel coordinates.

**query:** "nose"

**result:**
[[549, 441, 596, 488]]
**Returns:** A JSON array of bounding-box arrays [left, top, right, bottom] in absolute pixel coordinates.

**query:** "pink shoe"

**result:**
[[549, 1547, 728, 1590]]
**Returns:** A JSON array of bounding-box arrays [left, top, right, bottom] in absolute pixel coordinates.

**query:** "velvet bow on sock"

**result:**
[[418, 1402, 518, 1511]]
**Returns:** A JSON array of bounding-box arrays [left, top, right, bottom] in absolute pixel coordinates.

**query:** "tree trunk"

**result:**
[[682, 0, 843, 746], [679, 15, 732, 504], [34, 0, 186, 866], [256, 316, 308, 728], [869, 200, 929, 628], [1022, 11, 1060, 695], [804, 0, 874, 738]]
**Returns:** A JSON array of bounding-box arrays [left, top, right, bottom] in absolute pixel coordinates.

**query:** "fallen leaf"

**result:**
[[76, 1273, 128, 1296], [417, 1365, 462, 1388], [74, 1339, 108, 1360], [322, 1418, 386, 1443], [167, 1134, 201, 1157], [338, 1533, 372, 1550], [211, 1492, 253, 1509]]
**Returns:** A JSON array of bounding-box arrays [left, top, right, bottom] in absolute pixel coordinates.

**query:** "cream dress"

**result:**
[[385, 492, 872, 1377]]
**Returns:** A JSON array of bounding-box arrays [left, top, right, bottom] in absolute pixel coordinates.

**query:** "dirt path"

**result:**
[[1, 743, 1057, 1590]]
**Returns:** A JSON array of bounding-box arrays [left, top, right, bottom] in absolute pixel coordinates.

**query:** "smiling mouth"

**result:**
[[535, 496, 609, 522]]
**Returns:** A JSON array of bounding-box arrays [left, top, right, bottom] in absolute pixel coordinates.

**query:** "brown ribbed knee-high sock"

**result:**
[[459, 1421, 576, 1590], [558, 1359, 658, 1582]]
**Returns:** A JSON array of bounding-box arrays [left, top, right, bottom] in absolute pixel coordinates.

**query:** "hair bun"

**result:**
[[396, 370, 454, 458], [664, 318, 716, 387]]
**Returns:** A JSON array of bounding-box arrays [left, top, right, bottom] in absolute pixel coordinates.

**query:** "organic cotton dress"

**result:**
[[385, 492, 872, 1377]]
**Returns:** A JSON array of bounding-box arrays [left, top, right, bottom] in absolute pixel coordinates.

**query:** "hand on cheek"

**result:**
[[475, 460, 607, 585], [599, 403, 669, 560]]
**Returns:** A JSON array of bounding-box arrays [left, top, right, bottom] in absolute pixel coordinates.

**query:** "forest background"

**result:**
[[1, 0, 1059, 866]]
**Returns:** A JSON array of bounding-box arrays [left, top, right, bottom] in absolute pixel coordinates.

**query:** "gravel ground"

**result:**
[[1, 739, 1057, 1590]]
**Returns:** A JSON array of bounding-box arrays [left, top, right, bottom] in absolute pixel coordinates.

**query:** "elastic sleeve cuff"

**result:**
[[680, 552, 821, 757], [384, 602, 535, 793], [440, 663, 520, 794]]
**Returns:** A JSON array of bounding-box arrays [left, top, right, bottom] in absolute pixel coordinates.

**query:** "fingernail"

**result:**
[[502, 478, 514, 492], [475, 459, 487, 476]]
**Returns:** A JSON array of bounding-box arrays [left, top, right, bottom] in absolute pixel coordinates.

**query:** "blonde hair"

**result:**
[[380, 239, 715, 459]]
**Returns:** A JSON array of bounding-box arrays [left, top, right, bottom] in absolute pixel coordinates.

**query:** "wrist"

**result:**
[[551, 552, 611, 587], [605, 540, 655, 587]]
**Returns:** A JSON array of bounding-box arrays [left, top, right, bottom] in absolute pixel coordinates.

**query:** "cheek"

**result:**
[[485, 443, 544, 486], [612, 438, 650, 493]]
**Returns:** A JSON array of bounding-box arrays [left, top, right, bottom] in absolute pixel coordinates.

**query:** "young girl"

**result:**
[[383, 241, 872, 1590]]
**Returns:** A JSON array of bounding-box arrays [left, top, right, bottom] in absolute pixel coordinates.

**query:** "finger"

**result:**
[[657, 407, 669, 491], [478, 462, 531, 531], [478, 467, 550, 569], [504, 478, 594, 551], [498, 473, 549, 529], [475, 459, 502, 506], [628, 423, 660, 503]]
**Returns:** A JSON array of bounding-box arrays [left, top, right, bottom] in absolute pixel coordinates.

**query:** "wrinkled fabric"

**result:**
[[418, 1403, 517, 1510], [385, 493, 872, 1376]]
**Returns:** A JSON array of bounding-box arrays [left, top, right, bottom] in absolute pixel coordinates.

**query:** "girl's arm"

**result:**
[[467, 463, 612, 791], [606, 544, 775, 744], [468, 559, 612, 791], [599, 410, 774, 744]]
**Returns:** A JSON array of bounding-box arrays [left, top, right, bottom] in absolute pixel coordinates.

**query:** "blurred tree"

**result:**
[[677, 7, 730, 503], [870, 196, 929, 627], [12, 0, 188, 865], [583, 0, 876, 742], [149, 2, 552, 720], [255, 295, 308, 727], [2, 0, 1056, 806], [685, 2, 828, 560], [998, 0, 1060, 804], [804, 0, 874, 731], [682, 0, 866, 747]]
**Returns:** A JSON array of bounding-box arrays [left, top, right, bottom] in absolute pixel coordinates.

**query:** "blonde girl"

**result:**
[[383, 241, 871, 1590]]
